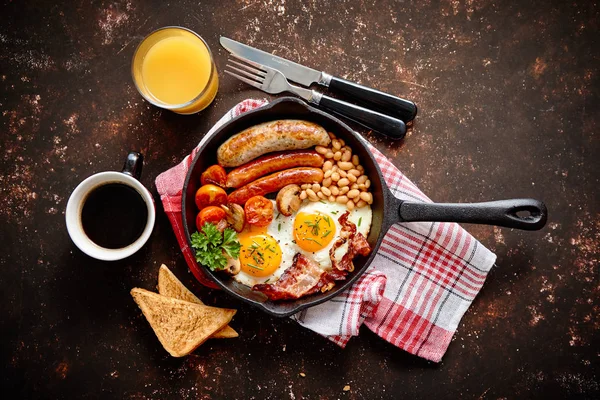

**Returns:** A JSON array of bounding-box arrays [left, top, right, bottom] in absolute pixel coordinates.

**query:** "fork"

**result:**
[[225, 55, 407, 140]]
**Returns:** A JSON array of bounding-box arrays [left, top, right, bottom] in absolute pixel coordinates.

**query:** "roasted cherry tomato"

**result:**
[[196, 206, 228, 232], [244, 195, 274, 227], [195, 184, 227, 210], [201, 165, 227, 187]]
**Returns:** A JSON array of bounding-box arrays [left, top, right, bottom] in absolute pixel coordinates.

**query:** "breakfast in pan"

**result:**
[[189, 119, 375, 301]]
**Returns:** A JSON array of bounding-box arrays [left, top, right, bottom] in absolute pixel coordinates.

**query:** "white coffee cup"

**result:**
[[65, 152, 155, 261]]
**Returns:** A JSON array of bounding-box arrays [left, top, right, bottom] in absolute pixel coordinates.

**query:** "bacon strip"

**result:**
[[329, 211, 372, 273], [253, 254, 335, 301]]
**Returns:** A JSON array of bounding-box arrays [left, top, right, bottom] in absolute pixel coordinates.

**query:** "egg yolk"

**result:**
[[293, 212, 336, 252], [238, 232, 282, 277]]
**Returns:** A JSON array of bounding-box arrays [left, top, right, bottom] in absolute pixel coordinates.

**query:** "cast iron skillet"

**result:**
[[182, 97, 547, 317]]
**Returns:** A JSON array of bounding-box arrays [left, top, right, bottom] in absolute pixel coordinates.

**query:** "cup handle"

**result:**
[[121, 151, 143, 180]]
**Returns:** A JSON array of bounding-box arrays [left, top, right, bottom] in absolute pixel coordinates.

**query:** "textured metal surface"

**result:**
[[1, 0, 598, 399]]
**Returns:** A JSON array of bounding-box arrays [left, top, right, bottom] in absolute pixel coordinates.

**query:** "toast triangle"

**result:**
[[130, 288, 236, 357], [157, 264, 238, 339]]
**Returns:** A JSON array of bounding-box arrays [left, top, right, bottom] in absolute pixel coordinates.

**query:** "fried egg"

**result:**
[[232, 200, 372, 288]]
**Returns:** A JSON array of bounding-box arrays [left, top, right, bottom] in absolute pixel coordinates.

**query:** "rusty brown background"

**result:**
[[1, 0, 598, 398]]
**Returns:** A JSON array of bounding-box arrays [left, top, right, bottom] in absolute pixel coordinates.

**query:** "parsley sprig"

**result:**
[[191, 223, 241, 271]]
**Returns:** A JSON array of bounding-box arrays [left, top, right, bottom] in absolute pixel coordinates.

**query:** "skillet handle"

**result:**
[[398, 199, 548, 231]]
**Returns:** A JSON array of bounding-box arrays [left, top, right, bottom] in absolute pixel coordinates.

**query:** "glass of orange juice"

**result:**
[[131, 27, 218, 114]]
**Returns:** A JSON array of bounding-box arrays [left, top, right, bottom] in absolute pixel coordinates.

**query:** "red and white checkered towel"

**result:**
[[155, 99, 497, 362]]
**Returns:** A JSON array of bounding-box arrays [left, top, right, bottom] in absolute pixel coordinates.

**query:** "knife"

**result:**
[[220, 37, 418, 122]]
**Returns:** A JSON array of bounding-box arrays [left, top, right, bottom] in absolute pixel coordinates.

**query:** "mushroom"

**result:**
[[276, 184, 302, 216], [221, 203, 245, 232], [223, 256, 241, 275]]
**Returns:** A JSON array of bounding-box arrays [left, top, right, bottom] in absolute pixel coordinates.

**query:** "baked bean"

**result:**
[[315, 146, 328, 155], [351, 183, 359, 190], [328, 132, 336, 140], [300, 190, 307, 200], [324, 169, 333, 179], [338, 161, 353, 170], [312, 183, 320, 192], [359, 192, 371, 202], [357, 165, 364, 173], [322, 177, 332, 187], [339, 186, 350, 194], [365, 179, 371, 188], [338, 178, 350, 187], [348, 169, 361, 177], [323, 160, 333, 171], [336, 195, 349, 204], [358, 183, 367, 191], [347, 173, 357, 183], [357, 175, 368, 184], [330, 186, 339, 196], [347, 189, 360, 199], [333, 151, 342, 161], [331, 172, 340, 182], [332, 139, 342, 151], [352, 155, 360, 166], [321, 186, 331, 196], [339, 170, 347, 178], [346, 200, 355, 211], [341, 150, 352, 162], [367, 194, 373, 205], [356, 200, 367, 208], [325, 151, 334, 159], [301, 184, 309, 190], [306, 189, 318, 201], [339, 139, 345, 147], [317, 191, 325, 199], [329, 195, 336, 202]]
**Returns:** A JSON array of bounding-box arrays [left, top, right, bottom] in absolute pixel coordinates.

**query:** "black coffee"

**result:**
[[81, 183, 148, 249]]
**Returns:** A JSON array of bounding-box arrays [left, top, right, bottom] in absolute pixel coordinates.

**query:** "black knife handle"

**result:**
[[318, 94, 406, 140], [328, 76, 417, 122]]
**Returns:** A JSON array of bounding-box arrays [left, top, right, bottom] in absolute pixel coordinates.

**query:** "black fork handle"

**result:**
[[317, 94, 407, 140]]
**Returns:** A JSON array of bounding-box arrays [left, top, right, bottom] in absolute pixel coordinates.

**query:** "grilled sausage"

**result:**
[[227, 168, 324, 205], [217, 120, 330, 167], [226, 150, 324, 188]]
